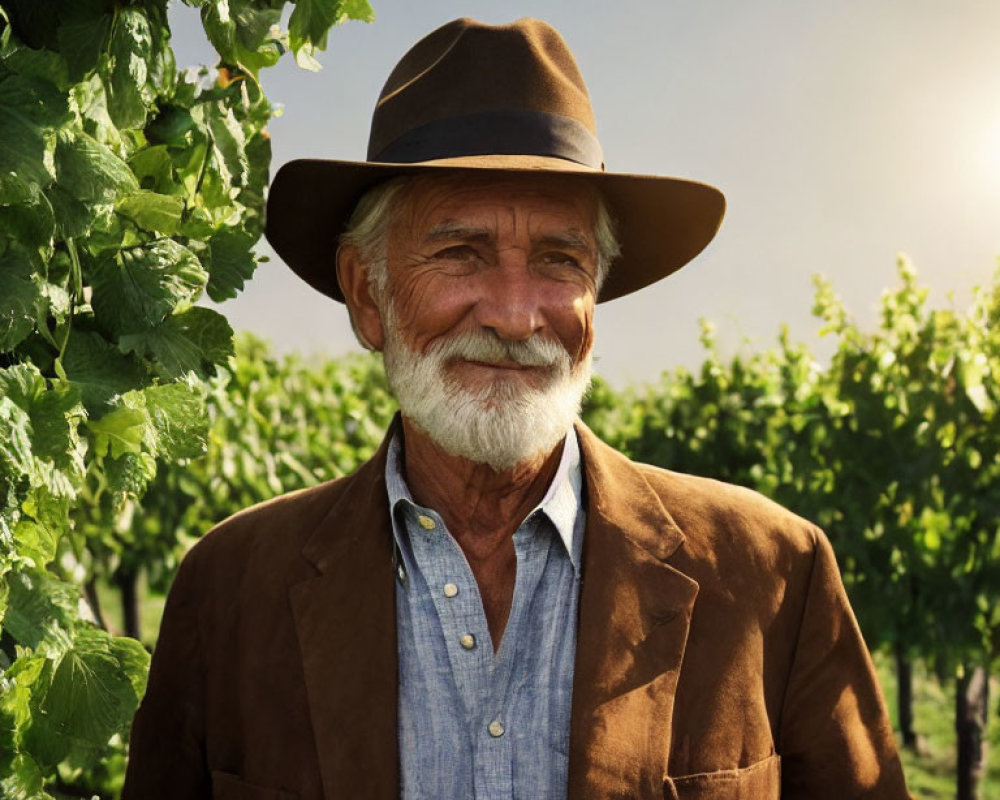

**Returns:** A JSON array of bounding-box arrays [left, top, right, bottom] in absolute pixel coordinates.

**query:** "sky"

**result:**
[[169, 1, 1000, 387]]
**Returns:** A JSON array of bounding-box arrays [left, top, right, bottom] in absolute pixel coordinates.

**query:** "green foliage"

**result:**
[[84, 336, 395, 595], [810, 259, 1000, 670], [0, 0, 373, 794]]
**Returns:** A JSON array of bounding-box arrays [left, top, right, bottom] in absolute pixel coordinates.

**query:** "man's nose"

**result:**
[[473, 253, 544, 341]]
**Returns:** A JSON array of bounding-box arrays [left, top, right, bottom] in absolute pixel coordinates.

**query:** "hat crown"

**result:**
[[265, 17, 725, 306], [367, 18, 598, 162]]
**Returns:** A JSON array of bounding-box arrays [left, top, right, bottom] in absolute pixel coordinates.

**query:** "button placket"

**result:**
[[406, 505, 492, 714]]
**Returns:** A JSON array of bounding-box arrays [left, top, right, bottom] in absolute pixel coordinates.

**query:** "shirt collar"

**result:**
[[384, 427, 583, 567]]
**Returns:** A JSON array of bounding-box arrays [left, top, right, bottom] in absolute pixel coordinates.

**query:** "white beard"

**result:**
[[381, 309, 592, 472]]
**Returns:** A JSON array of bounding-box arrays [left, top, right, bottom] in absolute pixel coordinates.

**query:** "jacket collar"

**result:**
[[289, 419, 698, 799]]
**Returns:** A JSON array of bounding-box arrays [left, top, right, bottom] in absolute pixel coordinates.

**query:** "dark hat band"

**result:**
[[369, 109, 605, 168]]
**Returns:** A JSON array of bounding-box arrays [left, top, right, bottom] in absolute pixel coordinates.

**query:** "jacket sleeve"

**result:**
[[121, 549, 211, 799], [778, 529, 911, 799]]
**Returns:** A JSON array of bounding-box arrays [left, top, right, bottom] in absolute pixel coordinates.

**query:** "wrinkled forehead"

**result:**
[[390, 171, 602, 239]]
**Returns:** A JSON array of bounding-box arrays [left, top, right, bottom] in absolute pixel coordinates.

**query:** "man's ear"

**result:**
[[337, 245, 386, 351]]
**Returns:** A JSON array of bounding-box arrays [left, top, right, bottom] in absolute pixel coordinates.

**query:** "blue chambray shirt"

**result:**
[[385, 428, 586, 800]]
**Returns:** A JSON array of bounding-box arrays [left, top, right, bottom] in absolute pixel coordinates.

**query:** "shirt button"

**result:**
[[417, 514, 435, 530], [488, 719, 505, 738], [443, 583, 459, 598], [459, 633, 476, 650]]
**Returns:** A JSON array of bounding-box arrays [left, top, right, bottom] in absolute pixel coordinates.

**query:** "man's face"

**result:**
[[384, 174, 600, 383], [375, 174, 602, 470]]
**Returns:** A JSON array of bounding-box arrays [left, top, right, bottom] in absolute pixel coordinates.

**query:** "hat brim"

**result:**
[[264, 155, 725, 304]]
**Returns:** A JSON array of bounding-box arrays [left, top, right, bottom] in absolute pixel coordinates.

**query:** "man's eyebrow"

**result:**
[[422, 222, 493, 244], [422, 223, 596, 254], [535, 230, 595, 253]]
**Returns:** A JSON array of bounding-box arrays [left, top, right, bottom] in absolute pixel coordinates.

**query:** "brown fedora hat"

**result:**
[[264, 17, 725, 304]]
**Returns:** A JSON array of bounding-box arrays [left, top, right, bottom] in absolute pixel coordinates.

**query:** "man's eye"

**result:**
[[432, 245, 479, 261], [541, 252, 582, 268]]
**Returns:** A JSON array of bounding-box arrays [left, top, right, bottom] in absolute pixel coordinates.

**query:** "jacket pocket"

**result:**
[[665, 754, 780, 800], [211, 770, 299, 800]]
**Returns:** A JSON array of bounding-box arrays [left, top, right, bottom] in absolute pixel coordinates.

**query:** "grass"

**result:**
[[875, 651, 1000, 799]]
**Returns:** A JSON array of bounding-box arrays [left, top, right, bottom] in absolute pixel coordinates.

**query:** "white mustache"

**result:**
[[429, 329, 571, 369]]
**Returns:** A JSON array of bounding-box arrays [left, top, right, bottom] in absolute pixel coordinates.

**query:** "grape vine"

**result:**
[[0, 1, 372, 796]]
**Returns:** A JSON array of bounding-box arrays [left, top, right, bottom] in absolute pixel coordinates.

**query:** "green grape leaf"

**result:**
[[243, 127, 272, 200], [2, 44, 70, 92], [144, 383, 208, 461], [2, 569, 77, 654], [71, 72, 121, 149], [104, 8, 152, 130], [0, 71, 71, 129], [24, 626, 146, 769], [117, 190, 185, 235], [119, 306, 234, 379], [207, 103, 249, 187], [57, 7, 113, 83], [0, 180, 55, 248], [61, 330, 149, 412], [44, 183, 94, 239], [128, 145, 178, 192], [200, 0, 239, 65], [0, 250, 42, 354], [0, 753, 48, 800], [107, 633, 151, 701], [0, 369, 84, 498], [87, 407, 148, 459], [289, 0, 374, 67], [341, 0, 376, 23], [0, 172, 36, 205], [27, 382, 84, 469], [206, 228, 257, 301], [230, 3, 283, 75], [0, 653, 48, 727], [16, 381, 84, 497], [12, 520, 58, 571], [91, 239, 207, 335], [0, 363, 45, 416], [0, 395, 34, 484], [104, 450, 157, 499], [2, 1, 60, 50], [148, 27, 178, 96], [0, 79, 53, 188], [136, 381, 209, 460], [54, 130, 138, 207], [19, 486, 72, 563]]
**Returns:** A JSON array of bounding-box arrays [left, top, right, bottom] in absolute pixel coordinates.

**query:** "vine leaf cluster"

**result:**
[[0, 0, 372, 796]]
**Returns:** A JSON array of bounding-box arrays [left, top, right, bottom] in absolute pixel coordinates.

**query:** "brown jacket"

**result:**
[[123, 421, 910, 799]]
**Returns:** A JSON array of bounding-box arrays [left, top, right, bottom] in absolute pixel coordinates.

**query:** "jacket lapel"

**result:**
[[569, 424, 699, 800], [289, 426, 400, 800]]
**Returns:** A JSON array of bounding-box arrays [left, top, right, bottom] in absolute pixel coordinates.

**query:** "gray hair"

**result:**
[[339, 174, 621, 311]]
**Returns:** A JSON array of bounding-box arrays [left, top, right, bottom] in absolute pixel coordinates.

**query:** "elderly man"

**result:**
[[123, 17, 911, 800]]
